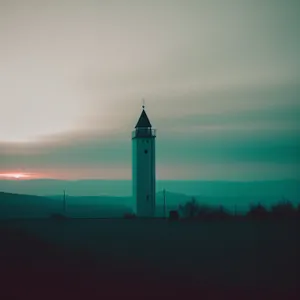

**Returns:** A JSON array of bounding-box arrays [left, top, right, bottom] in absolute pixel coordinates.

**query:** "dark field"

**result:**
[[1, 219, 299, 299]]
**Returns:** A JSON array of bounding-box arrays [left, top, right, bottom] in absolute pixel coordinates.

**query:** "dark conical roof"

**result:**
[[135, 109, 152, 128]]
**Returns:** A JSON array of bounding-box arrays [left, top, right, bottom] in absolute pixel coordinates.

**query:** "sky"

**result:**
[[0, 0, 300, 181]]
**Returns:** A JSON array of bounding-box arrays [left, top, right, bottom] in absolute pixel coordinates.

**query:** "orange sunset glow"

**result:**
[[0, 173, 32, 179]]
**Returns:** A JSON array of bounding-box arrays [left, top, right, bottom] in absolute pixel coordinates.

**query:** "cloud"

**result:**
[[161, 103, 300, 132], [0, 0, 300, 179]]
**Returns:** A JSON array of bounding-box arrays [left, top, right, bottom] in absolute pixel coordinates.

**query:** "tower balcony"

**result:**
[[132, 128, 156, 139]]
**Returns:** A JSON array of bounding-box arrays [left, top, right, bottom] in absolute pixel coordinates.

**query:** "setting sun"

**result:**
[[0, 173, 31, 179]]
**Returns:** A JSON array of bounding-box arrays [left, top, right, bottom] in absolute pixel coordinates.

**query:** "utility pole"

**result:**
[[63, 190, 67, 215], [163, 189, 166, 219]]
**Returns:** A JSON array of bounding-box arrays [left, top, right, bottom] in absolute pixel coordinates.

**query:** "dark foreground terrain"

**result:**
[[0, 219, 299, 299]]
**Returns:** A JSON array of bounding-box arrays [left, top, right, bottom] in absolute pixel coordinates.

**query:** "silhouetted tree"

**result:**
[[179, 197, 199, 219], [124, 212, 136, 219], [179, 201, 232, 221], [211, 205, 231, 220], [247, 203, 268, 220], [169, 210, 179, 221], [196, 204, 213, 219], [271, 200, 296, 219], [50, 213, 67, 220], [196, 205, 231, 221]]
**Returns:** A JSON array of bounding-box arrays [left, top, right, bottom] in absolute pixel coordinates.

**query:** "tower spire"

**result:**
[[135, 104, 152, 128]]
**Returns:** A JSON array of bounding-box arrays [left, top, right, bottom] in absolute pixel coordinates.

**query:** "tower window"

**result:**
[[144, 150, 148, 154]]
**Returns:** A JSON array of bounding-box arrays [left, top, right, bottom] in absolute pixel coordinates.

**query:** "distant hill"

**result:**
[[0, 179, 299, 199], [48, 194, 132, 205], [2, 188, 300, 220], [0, 192, 133, 219], [1, 179, 299, 218], [0, 179, 132, 197], [48, 194, 133, 218], [0, 192, 61, 219]]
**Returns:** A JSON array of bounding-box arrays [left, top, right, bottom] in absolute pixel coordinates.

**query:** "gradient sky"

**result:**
[[0, 0, 300, 180]]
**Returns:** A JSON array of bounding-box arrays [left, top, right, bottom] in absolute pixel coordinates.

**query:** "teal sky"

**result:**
[[0, 0, 299, 180]]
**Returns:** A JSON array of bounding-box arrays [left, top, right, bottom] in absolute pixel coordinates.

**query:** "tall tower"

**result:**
[[132, 105, 156, 217]]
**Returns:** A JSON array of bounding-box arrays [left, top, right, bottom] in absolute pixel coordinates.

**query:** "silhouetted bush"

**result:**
[[195, 205, 232, 221], [50, 213, 67, 220], [179, 197, 199, 219], [196, 204, 213, 218], [271, 200, 297, 219], [124, 213, 136, 219], [247, 203, 269, 220], [209, 206, 232, 220], [179, 199, 299, 222], [169, 210, 179, 221], [179, 200, 232, 221]]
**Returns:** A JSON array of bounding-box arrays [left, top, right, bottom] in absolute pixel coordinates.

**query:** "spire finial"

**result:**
[[142, 98, 145, 110]]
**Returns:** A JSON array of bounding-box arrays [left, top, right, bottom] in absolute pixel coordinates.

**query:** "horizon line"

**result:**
[[0, 178, 299, 182]]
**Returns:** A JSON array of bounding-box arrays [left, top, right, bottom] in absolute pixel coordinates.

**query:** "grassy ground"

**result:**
[[0, 219, 299, 299]]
